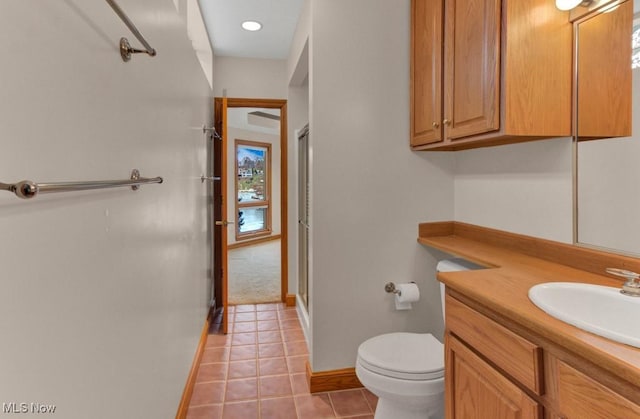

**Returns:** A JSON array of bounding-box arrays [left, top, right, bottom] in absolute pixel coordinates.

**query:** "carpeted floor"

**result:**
[[228, 239, 281, 304]]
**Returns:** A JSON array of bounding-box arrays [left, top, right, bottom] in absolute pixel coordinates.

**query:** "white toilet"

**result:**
[[355, 258, 482, 419]]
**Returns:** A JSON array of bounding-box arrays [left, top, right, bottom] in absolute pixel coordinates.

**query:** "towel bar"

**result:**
[[0, 169, 163, 200]]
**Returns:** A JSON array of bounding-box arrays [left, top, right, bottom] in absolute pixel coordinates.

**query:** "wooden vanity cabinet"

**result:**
[[445, 334, 541, 419], [547, 355, 640, 419], [445, 294, 543, 419], [411, 0, 572, 150], [444, 293, 640, 419]]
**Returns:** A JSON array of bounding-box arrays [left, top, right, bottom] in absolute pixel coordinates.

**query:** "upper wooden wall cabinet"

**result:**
[[575, 0, 632, 141], [411, 0, 572, 151]]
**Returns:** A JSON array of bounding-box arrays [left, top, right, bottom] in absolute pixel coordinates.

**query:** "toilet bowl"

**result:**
[[355, 332, 444, 419], [356, 258, 483, 419]]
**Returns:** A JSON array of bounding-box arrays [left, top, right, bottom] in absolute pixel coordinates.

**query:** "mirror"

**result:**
[[575, 1, 639, 255]]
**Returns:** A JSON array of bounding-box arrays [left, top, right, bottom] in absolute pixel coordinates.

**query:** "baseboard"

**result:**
[[175, 308, 212, 419], [305, 361, 363, 393], [285, 294, 296, 307], [227, 234, 281, 250]]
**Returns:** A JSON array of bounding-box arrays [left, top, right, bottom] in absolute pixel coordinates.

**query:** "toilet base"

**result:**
[[374, 397, 444, 419]]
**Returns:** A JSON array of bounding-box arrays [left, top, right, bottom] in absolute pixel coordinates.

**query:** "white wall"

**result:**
[[226, 126, 282, 246], [287, 0, 311, 85], [0, 2, 212, 418], [287, 0, 311, 310], [287, 80, 309, 303], [454, 138, 574, 244], [213, 56, 288, 99], [188, 0, 214, 88], [308, 0, 455, 372]]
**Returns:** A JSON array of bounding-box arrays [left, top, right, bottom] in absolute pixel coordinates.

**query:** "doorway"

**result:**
[[213, 98, 288, 333]]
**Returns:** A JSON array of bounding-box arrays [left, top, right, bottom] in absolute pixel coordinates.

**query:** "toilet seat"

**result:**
[[357, 332, 444, 381]]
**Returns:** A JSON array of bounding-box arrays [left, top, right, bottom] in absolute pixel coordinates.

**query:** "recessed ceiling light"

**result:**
[[241, 21, 262, 31]]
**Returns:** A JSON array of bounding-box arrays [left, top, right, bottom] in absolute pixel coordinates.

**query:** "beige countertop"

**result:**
[[418, 221, 640, 392]]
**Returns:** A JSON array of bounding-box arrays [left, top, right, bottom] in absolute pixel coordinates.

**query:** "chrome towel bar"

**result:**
[[0, 169, 163, 200], [105, 0, 157, 62]]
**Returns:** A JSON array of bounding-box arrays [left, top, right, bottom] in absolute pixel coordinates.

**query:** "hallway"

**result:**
[[228, 240, 281, 305], [187, 303, 377, 418]]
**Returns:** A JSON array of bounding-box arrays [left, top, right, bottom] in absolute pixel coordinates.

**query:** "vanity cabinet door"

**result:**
[[445, 333, 541, 419], [554, 359, 640, 419], [445, 294, 543, 394]]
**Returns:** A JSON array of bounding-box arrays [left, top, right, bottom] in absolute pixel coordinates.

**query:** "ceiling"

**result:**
[[199, 0, 305, 60]]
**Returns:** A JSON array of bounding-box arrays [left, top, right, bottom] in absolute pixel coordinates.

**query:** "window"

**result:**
[[235, 140, 271, 240]]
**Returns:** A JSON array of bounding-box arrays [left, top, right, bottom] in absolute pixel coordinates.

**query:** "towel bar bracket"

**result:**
[[106, 0, 157, 62], [120, 37, 156, 62], [202, 125, 222, 140], [130, 168, 141, 190]]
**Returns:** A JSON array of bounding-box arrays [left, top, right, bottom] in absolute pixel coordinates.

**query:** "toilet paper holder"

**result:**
[[384, 281, 415, 296]]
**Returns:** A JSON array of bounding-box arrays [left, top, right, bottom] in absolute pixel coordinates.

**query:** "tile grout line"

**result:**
[[256, 315, 263, 419], [326, 391, 340, 418], [221, 321, 230, 413], [361, 388, 376, 415]]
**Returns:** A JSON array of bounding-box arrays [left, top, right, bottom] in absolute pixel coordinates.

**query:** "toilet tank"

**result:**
[[436, 258, 484, 319]]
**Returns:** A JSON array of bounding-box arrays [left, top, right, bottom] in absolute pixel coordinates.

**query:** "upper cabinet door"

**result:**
[[411, 0, 444, 147], [576, 0, 632, 140], [444, 0, 501, 141]]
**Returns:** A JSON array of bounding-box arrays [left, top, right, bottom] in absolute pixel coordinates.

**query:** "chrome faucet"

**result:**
[[605, 268, 640, 297]]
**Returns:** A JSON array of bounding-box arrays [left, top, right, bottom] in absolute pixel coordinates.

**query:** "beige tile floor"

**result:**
[[187, 303, 377, 419]]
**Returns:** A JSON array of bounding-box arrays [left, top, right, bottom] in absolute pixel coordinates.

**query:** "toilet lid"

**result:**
[[357, 333, 444, 381]]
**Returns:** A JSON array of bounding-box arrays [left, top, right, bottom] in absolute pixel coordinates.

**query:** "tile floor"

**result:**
[[187, 303, 378, 419]]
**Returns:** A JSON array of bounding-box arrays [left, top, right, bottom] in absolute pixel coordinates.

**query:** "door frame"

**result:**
[[214, 98, 289, 330]]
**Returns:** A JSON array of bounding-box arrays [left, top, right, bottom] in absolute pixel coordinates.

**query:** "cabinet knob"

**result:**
[[432, 121, 440, 129], [443, 119, 452, 126]]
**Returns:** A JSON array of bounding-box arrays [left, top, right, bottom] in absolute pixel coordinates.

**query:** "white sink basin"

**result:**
[[528, 282, 640, 349]]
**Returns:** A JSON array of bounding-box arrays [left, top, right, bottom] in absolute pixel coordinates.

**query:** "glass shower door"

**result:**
[[298, 125, 309, 310]]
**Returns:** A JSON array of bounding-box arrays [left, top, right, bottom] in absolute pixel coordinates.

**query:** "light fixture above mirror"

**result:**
[[556, 0, 593, 10]]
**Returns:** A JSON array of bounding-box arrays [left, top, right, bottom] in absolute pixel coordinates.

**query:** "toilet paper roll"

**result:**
[[394, 283, 420, 310]]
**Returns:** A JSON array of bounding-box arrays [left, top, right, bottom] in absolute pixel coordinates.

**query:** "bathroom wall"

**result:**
[[287, 0, 311, 85], [308, 0, 455, 372], [454, 138, 574, 244], [287, 0, 311, 319], [213, 56, 288, 99], [0, 1, 212, 418], [286, 80, 309, 305]]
